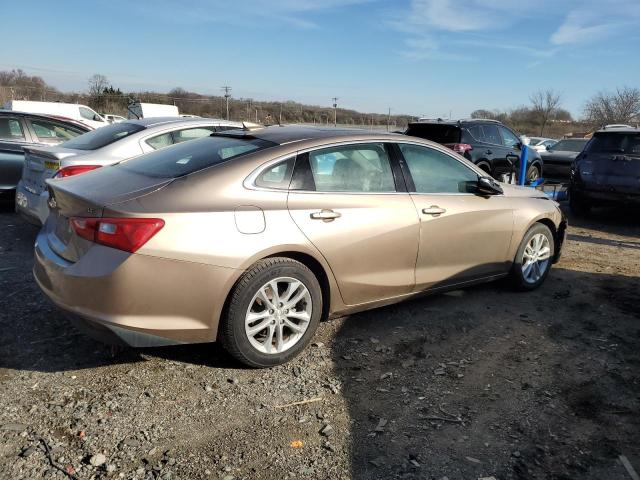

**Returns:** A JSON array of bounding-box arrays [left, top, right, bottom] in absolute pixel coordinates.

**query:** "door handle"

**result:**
[[310, 209, 341, 221], [485, 149, 493, 155], [422, 206, 446, 216]]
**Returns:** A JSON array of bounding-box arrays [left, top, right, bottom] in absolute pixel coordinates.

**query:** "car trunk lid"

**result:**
[[21, 147, 83, 195], [45, 167, 172, 262]]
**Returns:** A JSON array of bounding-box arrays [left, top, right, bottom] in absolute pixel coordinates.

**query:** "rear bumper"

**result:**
[[15, 181, 48, 226], [33, 229, 239, 347]]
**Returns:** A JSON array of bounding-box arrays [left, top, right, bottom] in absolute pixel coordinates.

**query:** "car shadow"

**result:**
[[328, 267, 640, 479]]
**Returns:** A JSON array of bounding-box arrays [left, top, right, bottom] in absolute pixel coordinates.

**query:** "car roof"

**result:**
[[0, 109, 92, 130], [594, 126, 640, 134], [123, 116, 240, 127], [409, 118, 503, 127], [214, 124, 398, 146]]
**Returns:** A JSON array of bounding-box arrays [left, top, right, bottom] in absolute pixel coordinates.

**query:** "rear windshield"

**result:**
[[405, 123, 461, 144], [117, 135, 276, 178], [61, 122, 146, 150], [587, 132, 640, 155], [552, 139, 588, 152]]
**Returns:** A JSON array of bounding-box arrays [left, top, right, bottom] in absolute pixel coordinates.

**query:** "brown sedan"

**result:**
[[34, 126, 566, 367]]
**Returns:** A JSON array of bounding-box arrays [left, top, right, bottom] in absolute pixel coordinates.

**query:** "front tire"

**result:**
[[220, 257, 322, 368], [526, 164, 541, 184], [510, 223, 554, 291]]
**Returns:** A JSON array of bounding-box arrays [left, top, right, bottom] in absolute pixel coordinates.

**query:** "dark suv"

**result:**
[[570, 127, 640, 215], [405, 119, 543, 182]]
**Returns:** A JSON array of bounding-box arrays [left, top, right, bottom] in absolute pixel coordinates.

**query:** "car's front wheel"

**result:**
[[526, 164, 541, 184], [510, 223, 555, 291], [220, 257, 322, 367]]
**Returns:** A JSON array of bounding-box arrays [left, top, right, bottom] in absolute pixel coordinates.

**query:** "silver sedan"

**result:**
[[16, 117, 241, 225]]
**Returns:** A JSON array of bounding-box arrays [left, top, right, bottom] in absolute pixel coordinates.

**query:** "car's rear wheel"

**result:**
[[220, 257, 322, 367], [510, 223, 554, 291], [569, 190, 591, 216]]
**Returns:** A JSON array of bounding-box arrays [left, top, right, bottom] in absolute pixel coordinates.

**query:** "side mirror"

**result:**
[[477, 176, 503, 195], [546, 145, 551, 151], [93, 114, 103, 122]]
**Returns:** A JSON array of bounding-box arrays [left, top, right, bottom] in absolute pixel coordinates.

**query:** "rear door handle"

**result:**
[[310, 209, 341, 221], [422, 206, 446, 216], [486, 149, 493, 155]]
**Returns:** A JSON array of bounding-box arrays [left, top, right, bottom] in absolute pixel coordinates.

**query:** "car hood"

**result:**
[[501, 183, 548, 199], [541, 150, 578, 163]]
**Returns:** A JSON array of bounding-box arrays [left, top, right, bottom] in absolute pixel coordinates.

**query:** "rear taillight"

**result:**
[[70, 217, 165, 253], [54, 165, 101, 178], [446, 143, 473, 155]]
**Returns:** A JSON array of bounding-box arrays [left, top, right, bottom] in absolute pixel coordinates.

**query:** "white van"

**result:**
[[127, 102, 179, 119], [3, 100, 109, 129]]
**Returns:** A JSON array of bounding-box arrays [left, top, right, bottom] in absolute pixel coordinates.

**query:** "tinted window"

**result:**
[[552, 139, 588, 152], [482, 124, 501, 144], [0, 118, 25, 140], [62, 122, 146, 150], [307, 143, 395, 192], [255, 158, 295, 189], [173, 127, 215, 144], [146, 132, 173, 150], [405, 124, 462, 144], [399, 144, 478, 194], [29, 119, 84, 143], [466, 125, 484, 142], [499, 126, 520, 148], [587, 133, 640, 155], [119, 136, 276, 178]]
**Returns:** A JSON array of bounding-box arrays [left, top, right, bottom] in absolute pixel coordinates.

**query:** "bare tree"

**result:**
[[88, 74, 109, 96], [530, 89, 562, 136], [584, 87, 640, 126]]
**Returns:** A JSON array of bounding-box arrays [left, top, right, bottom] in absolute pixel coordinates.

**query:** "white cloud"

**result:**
[[551, 9, 629, 45]]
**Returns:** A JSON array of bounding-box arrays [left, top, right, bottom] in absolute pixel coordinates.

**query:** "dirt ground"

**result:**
[[1, 199, 639, 480]]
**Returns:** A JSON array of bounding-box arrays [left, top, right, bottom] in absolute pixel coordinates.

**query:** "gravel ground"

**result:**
[[1, 199, 639, 480]]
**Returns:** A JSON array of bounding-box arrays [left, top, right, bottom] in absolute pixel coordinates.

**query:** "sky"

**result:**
[[2, 0, 639, 118]]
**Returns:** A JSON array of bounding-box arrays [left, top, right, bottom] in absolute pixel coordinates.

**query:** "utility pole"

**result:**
[[332, 97, 338, 127], [221, 86, 232, 120], [279, 103, 283, 124], [387, 107, 391, 132]]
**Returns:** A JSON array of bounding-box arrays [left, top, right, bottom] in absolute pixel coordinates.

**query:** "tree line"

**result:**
[[2, 69, 639, 136]]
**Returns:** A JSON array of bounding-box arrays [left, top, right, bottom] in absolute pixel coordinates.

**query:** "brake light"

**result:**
[[54, 165, 101, 178], [70, 217, 165, 253], [447, 143, 473, 155]]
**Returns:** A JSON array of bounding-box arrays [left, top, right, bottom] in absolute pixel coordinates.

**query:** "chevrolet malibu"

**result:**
[[34, 126, 566, 367]]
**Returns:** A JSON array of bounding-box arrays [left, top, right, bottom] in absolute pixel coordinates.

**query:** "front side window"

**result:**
[[172, 127, 215, 144], [62, 122, 146, 150], [29, 119, 84, 143], [399, 143, 478, 194], [306, 143, 395, 192], [146, 132, 174, 150], [499, 126, 520, 148], [0, 118, 25, 140]]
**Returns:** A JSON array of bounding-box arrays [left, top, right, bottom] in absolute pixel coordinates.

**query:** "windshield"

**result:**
[[552, 139, 588, 152], [405, 123, 461, 143], [587, 132, 640, 155], [118, 135, 277, 178], [61, 122, 146, 150], [529, 137, 543, 145]]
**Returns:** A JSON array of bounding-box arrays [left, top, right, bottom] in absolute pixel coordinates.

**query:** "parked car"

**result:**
[[540, 138, 589, 178], [35, 126, 566, 367], [405, 119, 543, 183], [16, 117, 242, 225], [4, 100, 109, 129], [570, 127, 640, 214], [528, 137, 558, 153], [127, 102, 179, 119], [0, 111, 90, 199], [101, 114, 127, 124]]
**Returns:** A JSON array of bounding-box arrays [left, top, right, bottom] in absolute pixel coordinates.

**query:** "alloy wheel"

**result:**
[[244, 277, 312, 354], [521, 233, 551, 284]]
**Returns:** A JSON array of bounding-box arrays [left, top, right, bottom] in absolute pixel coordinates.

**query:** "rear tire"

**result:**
[[509, 223, 554, 291], [569, 190, 591, 216], [220, 257, 322, 368]]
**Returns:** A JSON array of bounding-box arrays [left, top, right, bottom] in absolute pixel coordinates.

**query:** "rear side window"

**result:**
[[119, 136, 276, 178], [255, 158, 295, 189], [307, 143, 395, 192], [405, 124, 461, 144], [173, 127, 216, 144], [146, 132, 173, 150], [0, 118, 25, 140], [587, 133, 640, 155], [62, 122, 146, 150], [29, 119, 84, 143]]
